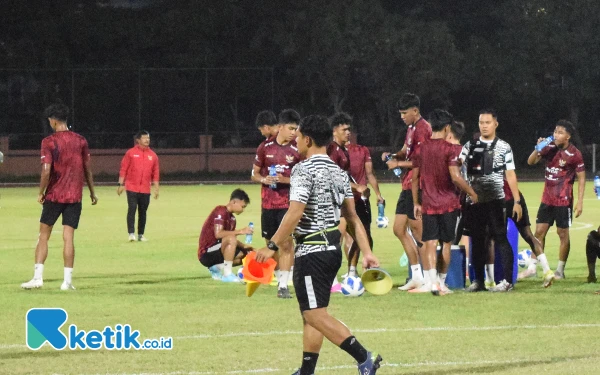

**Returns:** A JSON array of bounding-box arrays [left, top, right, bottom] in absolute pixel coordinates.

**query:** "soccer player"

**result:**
[[412, 110, 478, 295], [255, 110, 279, 139], [251, 109, 301, 298], [528, 120, 586, 279], [117, 131, 160, 242], [383, 93, 431, 291], [255, 115, 382, 375], [344, 133, 384, 278], [198, 189, 254, 283], [460, 109, 522, 292], [21, 103, 98, 291]]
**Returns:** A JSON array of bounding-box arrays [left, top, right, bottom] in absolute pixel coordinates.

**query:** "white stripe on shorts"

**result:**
[[206, 243, 222, 253], [304, 276, 317, 309]]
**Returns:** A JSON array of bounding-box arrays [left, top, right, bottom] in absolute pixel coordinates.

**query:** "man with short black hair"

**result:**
[[255, 115, 382, 375], [460, 109, 522, 292], [118, 130, 160, 242], [21, 103, 98, 291], [255, 110, 278, 139], [198, 189, 254, 283], [528, 119, 586, 279]]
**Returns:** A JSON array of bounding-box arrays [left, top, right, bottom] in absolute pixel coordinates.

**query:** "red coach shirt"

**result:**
[[327, 141, 351, 172], [198, 205, 236, 259], [540, 143, 585, 206], [402, 117, 432, 191], [413, 138, 460, 215], [41, 131, 90, 203], [254, 138, 301, 209], [119, 145, 160, 194]]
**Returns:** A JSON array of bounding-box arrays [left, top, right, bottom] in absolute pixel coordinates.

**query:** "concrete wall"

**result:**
[[0, 135, 256, 177]]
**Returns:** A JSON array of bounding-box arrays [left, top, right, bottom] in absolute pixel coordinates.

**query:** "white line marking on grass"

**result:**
[[0, 344, 26, 349], [72, 354, 600, 375], [173, 323, 600, 340]]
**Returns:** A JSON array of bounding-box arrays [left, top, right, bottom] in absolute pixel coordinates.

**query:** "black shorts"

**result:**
[[293, 248, 342, 312], [422, 210, 460, 243], [355, 197, 372, 227], [536, 203, 572, 228], [40, 201, 82, 229], [199, 242, 246, 267], [395, 190, 419, 220], [505, 192, 530, 228], [261, 208, 288, 239]]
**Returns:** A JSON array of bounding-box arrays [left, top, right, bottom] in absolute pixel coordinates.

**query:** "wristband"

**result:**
[[514, 200, 521, 205], [267, 240, 279, 251]]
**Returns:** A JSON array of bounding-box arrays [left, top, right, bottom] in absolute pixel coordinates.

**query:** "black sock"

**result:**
[[300, 352, 319, 375], [339, 336, 368, 363]]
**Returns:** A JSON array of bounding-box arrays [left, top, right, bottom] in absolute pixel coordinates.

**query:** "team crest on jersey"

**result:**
[[559, 159, 566, 167], [285, 155, 295, 164]]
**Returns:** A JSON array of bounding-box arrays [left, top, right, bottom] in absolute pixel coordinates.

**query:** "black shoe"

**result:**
[[277, 287, 292, 299], [588, 275, 597, 283], [465, 281, 487, 292]]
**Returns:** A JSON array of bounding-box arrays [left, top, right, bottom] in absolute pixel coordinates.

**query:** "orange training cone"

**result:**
[[242, 251, 277, 284]]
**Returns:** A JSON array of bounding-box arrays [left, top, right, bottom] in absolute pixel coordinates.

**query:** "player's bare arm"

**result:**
[[449, 165, 478, 203], [214, 223, 252, 240], [365, 161, 384, 203], [411, 166, 422, 220], [83, 158, 98, 205], [152, 181, 160, 199], [38, 163, 51, 204], [341, 197, 380, 269], [575, 170, 586, 217], [255, 201, 304, 262], [505, 169, 522, 221]]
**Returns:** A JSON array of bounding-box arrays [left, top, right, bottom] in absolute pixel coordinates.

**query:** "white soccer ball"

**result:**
[[376, 216, 389, 229], [237, 267, 244, 280], [518, 249, 533, 268], [341, 276, 365, 297]]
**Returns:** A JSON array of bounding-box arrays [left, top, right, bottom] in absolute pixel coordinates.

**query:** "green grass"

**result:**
[[1, 182, 599, 375]]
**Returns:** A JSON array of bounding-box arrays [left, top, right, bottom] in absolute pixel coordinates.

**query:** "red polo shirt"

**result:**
[[119, 145, 160, 194]]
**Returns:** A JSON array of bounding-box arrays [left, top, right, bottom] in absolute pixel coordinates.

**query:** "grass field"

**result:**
[[1, 182, 599, 375]]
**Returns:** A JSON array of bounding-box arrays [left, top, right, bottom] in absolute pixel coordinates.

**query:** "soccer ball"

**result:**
[[376, 216, 389, 229], [237, 267, 244, 280], [341, 276, 365, 297], [518, 249, 533, 268]]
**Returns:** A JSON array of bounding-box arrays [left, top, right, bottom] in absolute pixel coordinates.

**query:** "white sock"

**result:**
[[485, 264, 495, 283], [557, 260, 566, 274], [411, 264, 423, 281], [439, 273, 447, 286], [223, 261, 233, 277], [34, 263, 44, 280], [275, 270, 281, 281], [349, 266, 357, 277], [278, 271, 290, 289], [428, 269, 438, 285], [423, 270, 431, 286], [64, 267, 73, 284], [536, 254, 550, 273]]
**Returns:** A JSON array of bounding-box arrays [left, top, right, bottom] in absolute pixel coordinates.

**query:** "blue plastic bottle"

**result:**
[[385, 154, 402, 177], [594, 176, 600, 200], [269, 165, 277, 189], [377, 201, 385, 219], [535, 136, 554, 152], [245, 222, 254, 244]]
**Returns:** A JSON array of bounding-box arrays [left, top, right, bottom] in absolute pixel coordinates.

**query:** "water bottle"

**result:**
[[385, 154, 402, 177], [244, 222, 254, 244], [594, 176, 600, 200], [377, 201, 385, 219], [399, 252, 409, 267], [535, 136, 554, 152], [268, 165, 277, 189]]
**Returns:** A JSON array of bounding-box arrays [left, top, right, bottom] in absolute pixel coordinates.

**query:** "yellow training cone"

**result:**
[[246, 280, 260, 297], [361, 268, 393, 295]]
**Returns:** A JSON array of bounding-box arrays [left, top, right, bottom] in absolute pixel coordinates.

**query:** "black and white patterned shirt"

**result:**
[[289, 154, 353, 256], [459, 137, 516, 203]]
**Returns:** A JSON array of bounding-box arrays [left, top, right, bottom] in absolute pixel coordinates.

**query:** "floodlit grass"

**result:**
[[1, 182, 599, 375]]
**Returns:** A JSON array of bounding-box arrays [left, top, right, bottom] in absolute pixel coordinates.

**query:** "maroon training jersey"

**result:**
[[540, 143, 585, 206], [327, 141, 350, 172], [413, 138, 460, 215], [402, 117, 432, 190], [40, 131, 90, 203], [198, 205, 236, 259], [347, 143, 371, 185], [503, 180, 514, 201], [254, 138, 301, 209]]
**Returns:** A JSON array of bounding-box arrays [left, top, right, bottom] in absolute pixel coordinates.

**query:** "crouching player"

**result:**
[[198, 189, 254, 282]]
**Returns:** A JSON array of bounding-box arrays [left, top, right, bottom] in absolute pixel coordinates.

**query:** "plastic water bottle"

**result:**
[[594, 176, 600, 200], [385, 154, 402, 177], [244, 222, 254, 244], [535, 136, 554, 152], [377, 201, 385, 219], [399, 252, 409, 267], [268, 165, 277, 189]]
